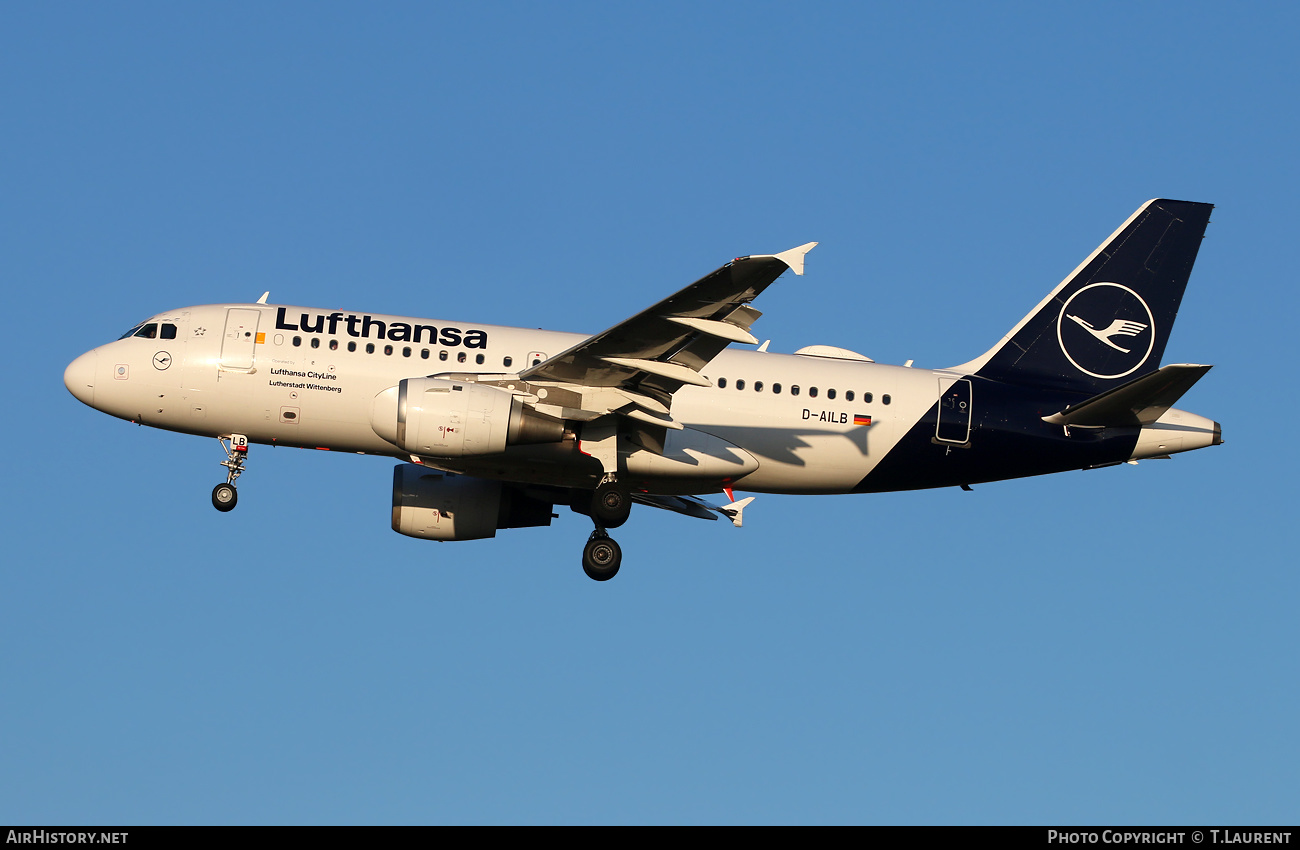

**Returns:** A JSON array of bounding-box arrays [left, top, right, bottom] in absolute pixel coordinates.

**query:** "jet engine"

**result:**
[[371, 378, 564, 457], [391, 463, 555, 541]]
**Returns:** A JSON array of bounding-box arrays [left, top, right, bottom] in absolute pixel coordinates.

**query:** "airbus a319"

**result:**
[[64, 199, 1222, 580]]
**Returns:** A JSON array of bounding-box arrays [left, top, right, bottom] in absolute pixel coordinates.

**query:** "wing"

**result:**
[[518, 243, 817, 409]]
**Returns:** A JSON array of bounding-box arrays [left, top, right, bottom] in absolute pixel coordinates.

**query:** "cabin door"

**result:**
[[221, 308, 261, 370], [936, 378, 972, 444]]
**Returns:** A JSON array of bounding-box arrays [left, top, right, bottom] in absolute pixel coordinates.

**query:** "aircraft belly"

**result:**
[[708, 427, 877, 494], [430, 433, 761, 496], [433, 441, 597, 489], [622, 428, 758, 481]]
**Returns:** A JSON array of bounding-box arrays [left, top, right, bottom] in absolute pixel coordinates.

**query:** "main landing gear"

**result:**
[[581, 479, 630, 580], [211, 434, 249, 512], [583, 529, 622, 581], [590, 479, 631, 528]]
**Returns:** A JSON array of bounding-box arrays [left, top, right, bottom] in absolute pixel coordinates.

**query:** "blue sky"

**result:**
[[3, 2, 1297, 824]]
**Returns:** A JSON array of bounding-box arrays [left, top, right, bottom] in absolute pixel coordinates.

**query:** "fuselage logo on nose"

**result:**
[[1056, 282, 1154, 380]]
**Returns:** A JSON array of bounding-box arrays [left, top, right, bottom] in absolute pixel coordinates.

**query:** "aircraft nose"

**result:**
[[64, 349, 98, 407]]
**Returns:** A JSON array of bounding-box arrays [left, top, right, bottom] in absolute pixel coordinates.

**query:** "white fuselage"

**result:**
[[65, 302, 1220, 500]]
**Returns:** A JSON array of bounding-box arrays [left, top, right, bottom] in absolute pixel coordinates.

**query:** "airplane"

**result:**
[[64, 198, 1222, 581]]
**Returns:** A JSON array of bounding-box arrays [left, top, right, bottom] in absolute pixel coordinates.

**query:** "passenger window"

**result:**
[[809, 387, 819, 398], [421, 349, 430, 360], [718, 378, 727, 389], [827, 388, 836, 400], [366, 343, 375, 354], [161, 324, 177, 340], [846, 390, 854, 402], [311, 337, 320, 349], [329, 339, 338, 351], [403, 346, 412, 357], [457, 352, 467, 363], [439, 351, 448, 361], [791, 385, 800, 396], [133, 323, 159, 339], [504, 356, 513, 367], [883, 394, 891, 405], [384, 345, 393, 355], [755, 381, 763, 392], [476, 354, 485, 365], [864, 392, 873, 403], [348, 341, 357, 352], [292, 336, 302, 347], [773, 383, 782, 394], [736, 379, 746, 390]]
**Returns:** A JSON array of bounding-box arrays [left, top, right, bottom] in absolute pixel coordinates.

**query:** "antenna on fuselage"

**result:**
[[256, 292, 270, 304]]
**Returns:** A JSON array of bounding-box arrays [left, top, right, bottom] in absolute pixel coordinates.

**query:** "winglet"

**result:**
[[718, 496, 755, 528], [757, 242, 818, 276]]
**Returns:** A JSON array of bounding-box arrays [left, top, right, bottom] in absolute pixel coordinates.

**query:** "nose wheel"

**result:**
[[212, 482, 238, 512], [582, 529, 622, 581], [212, 434, 249, 512]]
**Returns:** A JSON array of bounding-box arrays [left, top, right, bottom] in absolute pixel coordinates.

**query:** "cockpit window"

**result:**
[[119, 322, 147, 340], [132, 323, 159, 339], [161, 323, 177, 340]]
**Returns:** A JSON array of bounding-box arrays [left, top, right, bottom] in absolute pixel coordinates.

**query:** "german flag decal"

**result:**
[[854, 415, 872, 426]]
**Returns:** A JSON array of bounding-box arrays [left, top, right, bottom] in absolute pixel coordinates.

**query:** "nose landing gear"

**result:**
[[211, 481, 238, 511], [212, 434, 249, 513]]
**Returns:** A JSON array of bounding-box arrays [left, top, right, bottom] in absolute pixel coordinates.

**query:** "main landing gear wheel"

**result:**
[[211, 482, 238, 512], [590, 482, 631, 529], [582, 532, 622, 581]]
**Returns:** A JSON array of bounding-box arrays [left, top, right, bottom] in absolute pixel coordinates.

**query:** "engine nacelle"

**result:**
[[371, 378, 564, 457], [391, 463, 554, 541]]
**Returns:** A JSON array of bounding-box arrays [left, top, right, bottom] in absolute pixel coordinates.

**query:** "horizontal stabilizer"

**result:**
[[1042, 364, 1212, 428]]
